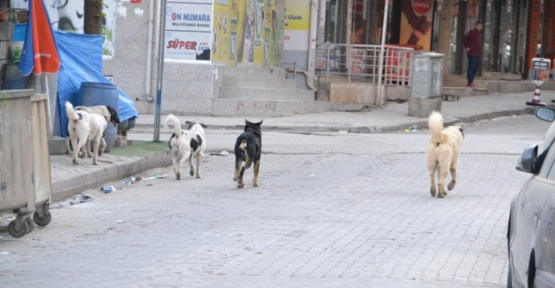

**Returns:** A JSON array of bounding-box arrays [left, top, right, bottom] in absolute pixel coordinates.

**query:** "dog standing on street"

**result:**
[[183, 120, 207, 178], [164, 114, 192, 180], [426, 111, 464, 198], [66, 105, 120, 157], [233, 120, 263, 188], [65, 101, 108, 165]]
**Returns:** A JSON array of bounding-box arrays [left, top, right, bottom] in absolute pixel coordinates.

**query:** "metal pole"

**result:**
[[377, 0, 390, 105], [153, 0, 167, 142]]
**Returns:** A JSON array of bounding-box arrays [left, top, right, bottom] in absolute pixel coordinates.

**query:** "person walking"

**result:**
[[463, 21, 483, 88]]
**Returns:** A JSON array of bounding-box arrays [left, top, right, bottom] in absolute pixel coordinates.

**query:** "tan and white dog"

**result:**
[[65, 101, 108, 165], [426, 111, 465, 198]]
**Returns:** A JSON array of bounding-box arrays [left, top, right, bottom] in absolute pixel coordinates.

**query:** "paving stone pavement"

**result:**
[[0, 148, 526, 287], [2, 91, 550, 287]]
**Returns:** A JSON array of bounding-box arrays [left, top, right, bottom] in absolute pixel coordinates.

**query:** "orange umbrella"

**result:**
[[19, 0, 60, 76]]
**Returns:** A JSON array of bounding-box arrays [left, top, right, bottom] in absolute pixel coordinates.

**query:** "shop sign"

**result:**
[[530, 58, 551, 83], [412, 0, 432, 14]]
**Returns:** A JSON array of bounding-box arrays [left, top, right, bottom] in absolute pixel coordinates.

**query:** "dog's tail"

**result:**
[[428, 111, 444, 144], [164, 114, 182, 138], [239, 139, 249, 161], [65, 101, 81, 123]]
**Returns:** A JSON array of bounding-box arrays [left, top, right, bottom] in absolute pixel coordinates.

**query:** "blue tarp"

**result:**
[[56, 30, 138, 137]]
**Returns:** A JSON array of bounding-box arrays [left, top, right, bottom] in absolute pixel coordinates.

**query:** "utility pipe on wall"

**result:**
[[377, 0, 390, 106], [144, 0, 156, 99], [153, 0, 168, 142], [307, 0, 318, 89]]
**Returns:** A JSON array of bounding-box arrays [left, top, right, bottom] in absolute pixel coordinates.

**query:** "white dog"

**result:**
[[65, 101, 107, 165], [66, 105, 120, 157], [164, 114, 192, 180], [184, 120, 207, 178], [426, 111, 464, 198]]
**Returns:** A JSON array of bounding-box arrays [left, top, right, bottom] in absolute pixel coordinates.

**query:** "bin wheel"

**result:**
[[7, 220, 28, 238], [25, 217, 34, 234], [33, 210, 52, 227]]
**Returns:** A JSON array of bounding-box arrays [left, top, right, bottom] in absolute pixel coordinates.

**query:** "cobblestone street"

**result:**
[[0, 128, 530, 287]]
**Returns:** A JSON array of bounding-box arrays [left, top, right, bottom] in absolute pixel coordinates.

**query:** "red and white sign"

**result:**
[[413, 0, 432, 14], [164, 30, 211, 61]]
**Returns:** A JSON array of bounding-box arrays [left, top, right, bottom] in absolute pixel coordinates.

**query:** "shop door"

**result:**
[[452, 0, 528, 76], [450, 0, 482, 75]]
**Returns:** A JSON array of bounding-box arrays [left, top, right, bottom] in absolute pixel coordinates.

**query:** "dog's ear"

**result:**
[[185, 120, 194, 125], [106, 106, 121, 125], [244, 119, 251, 131], [200, 123, 208, 128], [256, 120, 263, 127]]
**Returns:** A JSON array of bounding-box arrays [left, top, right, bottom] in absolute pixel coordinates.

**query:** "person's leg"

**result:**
[[467, 56, 479, 85], [473, 57, 481, 82], [466, 56, 473, 85]]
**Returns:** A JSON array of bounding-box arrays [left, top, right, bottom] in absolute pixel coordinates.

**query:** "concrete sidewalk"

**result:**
[[50, 91, 555, 202], [134, 91, 555, 133]]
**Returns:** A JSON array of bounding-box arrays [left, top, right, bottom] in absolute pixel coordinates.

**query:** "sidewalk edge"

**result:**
[[51, 152, 172, 202]]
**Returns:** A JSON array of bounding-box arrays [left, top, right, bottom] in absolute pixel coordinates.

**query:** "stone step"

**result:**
[[211, 99, 367, 116], [220, 87, 315, 101], [222, 75, 296, 89], [220, 65, 288, 78], [443, 78, 537, 93], [442, 87, 490, 97]]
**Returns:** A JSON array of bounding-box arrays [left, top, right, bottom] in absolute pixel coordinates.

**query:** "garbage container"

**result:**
[[30, 94, 53, 228], [2, 63, 32, 90], [74, 82, 119, 152], [408, 52, 444, 117], [0, 90, 50, 238]]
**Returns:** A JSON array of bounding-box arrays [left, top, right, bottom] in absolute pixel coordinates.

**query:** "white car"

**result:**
[[507, 106, 555, 287]]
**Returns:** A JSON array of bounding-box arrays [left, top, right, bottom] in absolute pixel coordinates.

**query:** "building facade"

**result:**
[[35, 0, 550, 115], [316, 0, 553, 79]]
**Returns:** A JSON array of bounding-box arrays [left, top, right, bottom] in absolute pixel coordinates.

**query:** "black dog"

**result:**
[[233, 120, 263, 188]]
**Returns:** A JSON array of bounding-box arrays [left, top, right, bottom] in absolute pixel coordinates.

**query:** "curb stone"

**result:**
[[51, 152, 172, 202], [131, 108, 537, 134]]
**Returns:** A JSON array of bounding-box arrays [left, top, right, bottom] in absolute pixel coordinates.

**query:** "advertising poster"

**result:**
[[11, 0, 85, 33], [212, 0, 231, 64], [212, 0, 282, 66], [530, 58, 551, 83], [12, 0, 116, 58], [165, 0, 212, 61], [231, 0, 246, 65], [283, 0, 309, 52], [270, 0, 285, 67], [253, 0, 273, 67], [212, 0, 246, 65], [243, 0, 283, 66], [400, 0, 433, 51], [102, 0, 116, 58]]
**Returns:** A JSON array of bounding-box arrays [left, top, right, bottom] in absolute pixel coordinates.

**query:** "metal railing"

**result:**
[[282, 61, 297, 79], [315, 43, 416, 86]]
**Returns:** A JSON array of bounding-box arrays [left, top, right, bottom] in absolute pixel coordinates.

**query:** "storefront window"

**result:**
[[498, 1, 517, 73], [450, 0, 529, 76], [449, 0, 460, 74], [481, 0, 497, 71]]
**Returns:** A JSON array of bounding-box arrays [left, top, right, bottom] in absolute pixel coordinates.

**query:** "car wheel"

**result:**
[[528, 253, 536, 288]]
